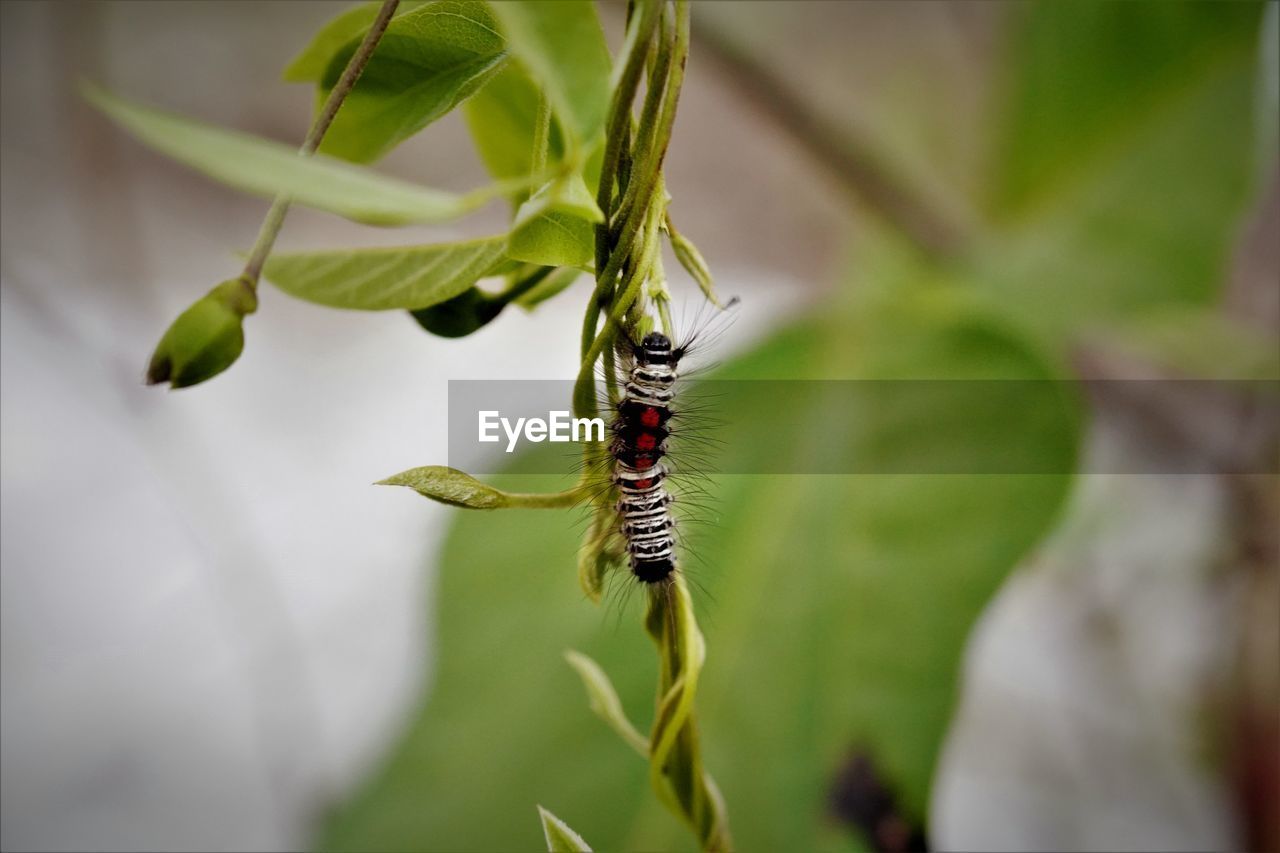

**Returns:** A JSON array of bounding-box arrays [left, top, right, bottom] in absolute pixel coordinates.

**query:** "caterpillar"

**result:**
[[612, 331, 681, 584]]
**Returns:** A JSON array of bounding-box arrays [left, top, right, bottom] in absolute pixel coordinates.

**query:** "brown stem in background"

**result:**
[[691, 16, 961, 260]]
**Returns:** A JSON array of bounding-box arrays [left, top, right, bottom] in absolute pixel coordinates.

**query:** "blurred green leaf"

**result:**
[[536, 806, 592, 852], [315, 0, 508, 163], [991, 1, 1263, 214], [282, 1, 427, 82], [262, 236, 507, 310], [321, 250, 1081, 850], [83, 84, 496, 226], [1258, 4, 1279, 181], [564, 650, 649, 757], [488, 0, 612, 147], [464, 62, 562, 197], [975, 1, 1266, 343]]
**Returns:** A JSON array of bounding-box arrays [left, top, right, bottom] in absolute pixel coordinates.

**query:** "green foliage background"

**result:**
[[318, 3, 1270, 850]]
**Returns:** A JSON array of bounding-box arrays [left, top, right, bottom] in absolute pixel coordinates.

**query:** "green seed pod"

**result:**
[[146, 277, 257, 389]]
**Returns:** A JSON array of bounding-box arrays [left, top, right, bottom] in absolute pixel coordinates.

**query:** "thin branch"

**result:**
[[691, 15, 961, 260], [241, 0, 401, 287]]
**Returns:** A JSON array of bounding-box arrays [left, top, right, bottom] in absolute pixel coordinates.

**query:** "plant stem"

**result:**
[[644, 576, 732, 852], [690, 12, 960, 258], [608, 2, 678, 240], [571, 6, 733, 849], [531, 93, 552, 178], [591, 0, 664, 289], [502, 487, 586, 509], [576, 0, 688, 424], [241, 0, 400, 288]]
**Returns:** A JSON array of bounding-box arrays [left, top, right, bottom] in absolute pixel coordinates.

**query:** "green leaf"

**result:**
[[376, 466, 511, 509], [536, 806, 592, 853], [261, 236, 508, 310], [488, 0, 612, 147], [563, 651, 648, 757], [974, 2, 1267, 344], [664, 216, 726, 308], [409, 287, 504, 338], [991, 1, 1263, 214], [83, 84, 496, 226], [462, 60, 606, 223], [505, 173, 602, 269], [282, 1, 427, 82], [315, 0, 509, 163], [463, 62, 561, 193], [507, 212, 593, 269], [516, 173, 604, 226], [319, 272, 1081, 851], [408, 264, 567, 337], [377, 465, 582, 509], [515, 267, 581, 309]]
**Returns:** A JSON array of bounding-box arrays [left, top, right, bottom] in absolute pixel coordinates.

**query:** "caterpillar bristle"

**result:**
[[611, 330, 681, 586]]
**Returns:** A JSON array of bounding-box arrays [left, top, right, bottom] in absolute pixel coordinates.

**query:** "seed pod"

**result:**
[[146, 277, 257, 389]]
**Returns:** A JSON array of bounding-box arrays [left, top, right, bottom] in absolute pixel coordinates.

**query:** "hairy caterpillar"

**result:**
[[612, 331, 681, 584], [578, 305, 732, 599]]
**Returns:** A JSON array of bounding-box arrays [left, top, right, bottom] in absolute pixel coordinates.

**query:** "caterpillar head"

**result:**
[[637, 331, 674, 365]]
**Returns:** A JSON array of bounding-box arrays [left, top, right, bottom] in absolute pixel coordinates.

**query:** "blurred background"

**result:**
[[1, 2, 1277, 851]]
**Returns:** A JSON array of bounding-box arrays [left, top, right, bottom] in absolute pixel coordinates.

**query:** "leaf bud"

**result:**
[[146, 276, 257, 388]]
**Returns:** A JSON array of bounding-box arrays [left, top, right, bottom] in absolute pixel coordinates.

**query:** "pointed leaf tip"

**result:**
[[536, 806, 592, 852]]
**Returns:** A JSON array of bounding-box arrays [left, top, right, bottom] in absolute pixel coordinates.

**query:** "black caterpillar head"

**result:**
[[637, 331, 674, 365]]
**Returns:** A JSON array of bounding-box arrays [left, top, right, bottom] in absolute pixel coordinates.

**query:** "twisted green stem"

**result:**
[[571, 4, 731, 850]]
